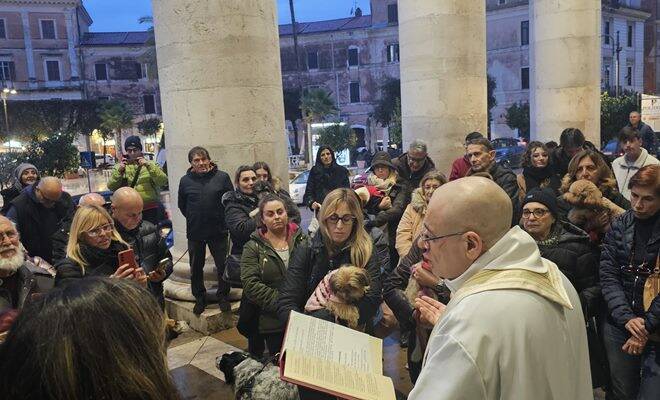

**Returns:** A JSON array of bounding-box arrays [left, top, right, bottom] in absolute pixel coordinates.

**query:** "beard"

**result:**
[[0, 245, 24, 275]]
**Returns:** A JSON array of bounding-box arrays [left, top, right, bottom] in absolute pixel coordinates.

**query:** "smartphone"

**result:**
[[118, 249, 138, 270], [155, 258, 169, 274]]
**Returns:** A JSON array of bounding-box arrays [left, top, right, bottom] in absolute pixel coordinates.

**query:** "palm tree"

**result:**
[[300, 88, 338, 162], [98, 100, 134, 158]]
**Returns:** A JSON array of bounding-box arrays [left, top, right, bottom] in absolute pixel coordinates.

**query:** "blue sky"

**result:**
[[84, 0, 372, 32]]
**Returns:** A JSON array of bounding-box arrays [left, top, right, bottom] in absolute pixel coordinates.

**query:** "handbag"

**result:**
[[223, 254, 243, 288], [236, 299, 260, 337]]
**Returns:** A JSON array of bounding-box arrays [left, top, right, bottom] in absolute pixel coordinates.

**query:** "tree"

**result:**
[[283, 88, 302, 154], [505, 102, 530, 140], [98, 100, 134, 157], [300, 88, 338, 161], [389, 98, 403, 147], [316, 123, 356, 153], [23, 132, 79, 176], [373, 78, 401, 127], [601, 91, 638, 144], [487, 75, 497, 136]]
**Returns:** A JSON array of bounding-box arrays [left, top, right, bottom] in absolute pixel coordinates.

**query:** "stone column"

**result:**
[[398, 0, 487, 175], [530, 0, 601, 145], [152, 0, 288, 302]]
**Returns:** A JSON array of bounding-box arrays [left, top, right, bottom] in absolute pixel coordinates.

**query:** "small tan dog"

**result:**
[[304, 265, 370, 330], [563, 179, 625, 229]]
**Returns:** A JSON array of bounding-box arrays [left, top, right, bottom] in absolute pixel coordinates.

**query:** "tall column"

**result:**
[[398, 0, 487, 175], [530, 0, 601, 145], [152, 0, 288, 302]]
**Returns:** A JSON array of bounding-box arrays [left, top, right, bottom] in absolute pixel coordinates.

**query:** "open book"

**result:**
[[279, 311, 396, 400]]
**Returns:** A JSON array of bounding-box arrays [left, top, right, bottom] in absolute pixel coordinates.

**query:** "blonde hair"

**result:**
[[318, 188, 373, 269], [560, 150, 618, 194], [66, 205, 127, 273]]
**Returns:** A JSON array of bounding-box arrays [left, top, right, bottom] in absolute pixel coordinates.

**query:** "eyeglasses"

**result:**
[[85, 223, 114, 238], [522, 209, 550, 219], [420, 230, 466, 243], [326, 214, 357, 225], [0, 230, 17, 242]]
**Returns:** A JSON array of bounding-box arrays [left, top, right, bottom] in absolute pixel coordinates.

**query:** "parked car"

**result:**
[[492, 137, 525, 169], [95, 154, 115, 168], [289, 170, 309, 205], [601, 139, 623, 162]]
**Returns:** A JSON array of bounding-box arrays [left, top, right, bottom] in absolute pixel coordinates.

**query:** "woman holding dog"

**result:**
[[240, 193, 307, 357], [278, 188, 382, 400]]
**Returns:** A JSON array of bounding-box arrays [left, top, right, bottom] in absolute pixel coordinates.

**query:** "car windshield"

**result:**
[[292, 171, 309, 184]]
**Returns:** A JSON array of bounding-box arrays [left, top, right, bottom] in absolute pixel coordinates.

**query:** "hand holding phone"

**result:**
[[118, 249, 138, 270]]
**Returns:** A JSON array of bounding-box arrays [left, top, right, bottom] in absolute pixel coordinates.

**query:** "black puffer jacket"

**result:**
[[600, 210, 660, 334], [471, 163, 521, 225], [116, 220, 173, 306], [303, 146, 350, 209], [54, 241, 128, 287], [383, 238, 450, 332], [6, 185, 74, 263], [178, 164, 234, 241], [536, 221, 601, 317], [277, 233, 382, 327], [222, 190, 259, 256]]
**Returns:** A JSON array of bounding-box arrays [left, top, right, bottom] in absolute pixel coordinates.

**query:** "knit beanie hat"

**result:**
[[522, 187, 559, 219], [124, 135, 143, 152]]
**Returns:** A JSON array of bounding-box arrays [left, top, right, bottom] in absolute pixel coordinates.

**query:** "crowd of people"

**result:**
[[0, 111, 658, 399]]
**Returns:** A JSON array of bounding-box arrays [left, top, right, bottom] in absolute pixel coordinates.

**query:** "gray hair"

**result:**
[[409, 139, 428, 153]]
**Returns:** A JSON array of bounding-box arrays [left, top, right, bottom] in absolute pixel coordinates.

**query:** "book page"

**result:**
[[282, 311, 382, 374], [284, 349, 396, 400]]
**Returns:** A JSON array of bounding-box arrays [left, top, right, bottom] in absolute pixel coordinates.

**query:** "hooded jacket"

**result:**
[[178, 164, 234, 240], [6, 185, 74, 263], [302, 146, 350, 209], [409, 227, 592, 400], [222, 189, 259, 256], [240, 224, 307, 334], [612, 148, 659, 200], [396, 188, 426, 258]]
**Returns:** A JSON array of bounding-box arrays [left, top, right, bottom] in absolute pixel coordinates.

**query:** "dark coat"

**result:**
[[51, 219, 71, 264], [277, 233, 383, 327], [626, 121, 657, 156], [222, 190, 259, 256], [54, 241, 128, 288], [178, 165, 234, 241], [600, 210, 660, 334], [240, 225, 307, 334], [536, 221, 601, 317], [470, 163, 521, 225], [0, 264, 37, 310], [302, 147, 350, 209], [383, 238, 450, 332], [364, 179, 408, 253], [392, 152, 436, 195], [116, 220, 173, 305], [6, 185, 74, 263], [0, 187, 21, 215]]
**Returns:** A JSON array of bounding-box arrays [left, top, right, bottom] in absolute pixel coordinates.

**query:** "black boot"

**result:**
[[193, 297, 206, 315]]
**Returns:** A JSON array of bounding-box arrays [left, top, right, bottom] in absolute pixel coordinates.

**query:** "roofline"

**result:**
[[78, 4, 93, 25], [279, 15, 372, 36]]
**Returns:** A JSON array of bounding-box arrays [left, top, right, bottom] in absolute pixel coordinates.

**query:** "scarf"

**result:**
[[367, 173, 397, 195], [78, 241, 128, 276], [523, 164, 560, 194]]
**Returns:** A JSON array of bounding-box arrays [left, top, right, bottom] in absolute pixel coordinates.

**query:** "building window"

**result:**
[[348, 47, 359, 67], [627, 24, 633, 48], [143, 94, 156, 114], [387, 4, 398, 24], [521, 67, 530, 90], [0, 61, 15, 82], [349, 81, 360, 103], [307, 51, 318, 70], [521, 21, 529, 46], [95, 63, 108, 81], [45, 60, 60, 81], [98, 96, 109, 101], [626, 65, 633, 86], [0, 19, 6, 39], [40, 20, 56, 39], [604, 21, 610, 45], [387, 43, 399, 63], [498, 0, 506, 4]]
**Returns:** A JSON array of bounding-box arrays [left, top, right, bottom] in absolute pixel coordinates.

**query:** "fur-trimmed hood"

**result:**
[[410, 188, 427, 213]]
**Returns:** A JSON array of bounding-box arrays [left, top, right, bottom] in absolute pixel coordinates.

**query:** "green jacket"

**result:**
[[108, 162, 168, 204], [240, 225, 307, 334]]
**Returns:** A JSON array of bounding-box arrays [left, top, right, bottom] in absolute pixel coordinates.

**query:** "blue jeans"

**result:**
[[602, 321, 660, 400]]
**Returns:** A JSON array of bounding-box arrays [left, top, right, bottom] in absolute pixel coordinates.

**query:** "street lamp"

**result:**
[[602, 31, 622, 97], [1, 87, 17, 151]]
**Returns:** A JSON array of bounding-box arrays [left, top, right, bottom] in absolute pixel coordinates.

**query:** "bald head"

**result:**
[[36, 177, 63, 208], [428, 177, 512, 248], [78, 193, 106, 207], [111, 187, 143, 230]]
